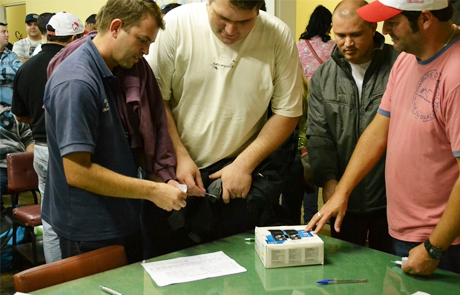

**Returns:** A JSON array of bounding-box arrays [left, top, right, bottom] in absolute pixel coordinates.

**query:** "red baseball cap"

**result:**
[[357, 0, 449, 23]]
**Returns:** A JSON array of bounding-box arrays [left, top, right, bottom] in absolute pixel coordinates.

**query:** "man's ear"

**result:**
[[109, 19, 123, 38], [420, 10, 434, 30]]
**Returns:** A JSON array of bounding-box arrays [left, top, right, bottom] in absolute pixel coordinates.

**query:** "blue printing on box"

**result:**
[[265, 229, 314, 244]]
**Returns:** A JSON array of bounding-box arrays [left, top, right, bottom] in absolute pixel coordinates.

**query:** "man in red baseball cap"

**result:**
[[307, 0, 460, 276]]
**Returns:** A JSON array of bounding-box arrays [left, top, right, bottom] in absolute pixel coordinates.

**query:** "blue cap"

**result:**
[[25, 13, 38, 23]]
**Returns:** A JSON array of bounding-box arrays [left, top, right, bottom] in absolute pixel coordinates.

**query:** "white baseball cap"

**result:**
[[357, 0, 449, 22], [47, 11, 84, 36]]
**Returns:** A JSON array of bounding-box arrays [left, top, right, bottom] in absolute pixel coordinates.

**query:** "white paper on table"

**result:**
[[142, 251, 247, 287]]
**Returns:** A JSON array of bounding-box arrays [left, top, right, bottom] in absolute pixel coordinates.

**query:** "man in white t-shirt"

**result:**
[[12, 14, 42, 62], [146, 0, 303, 252]]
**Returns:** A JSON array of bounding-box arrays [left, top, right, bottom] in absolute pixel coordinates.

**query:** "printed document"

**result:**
[[142, 251, 247, 287]]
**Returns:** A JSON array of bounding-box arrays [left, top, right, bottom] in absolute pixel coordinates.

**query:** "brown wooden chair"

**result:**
[[12, 204, 45, 266], [6, 152, 39, 208], [13, 245, 128, 293]]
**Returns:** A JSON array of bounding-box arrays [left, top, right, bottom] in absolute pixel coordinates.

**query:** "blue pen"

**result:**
[[317, 279, 367, 284]]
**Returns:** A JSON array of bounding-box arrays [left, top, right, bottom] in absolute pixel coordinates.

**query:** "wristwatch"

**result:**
[[424, 239, 445, 260]]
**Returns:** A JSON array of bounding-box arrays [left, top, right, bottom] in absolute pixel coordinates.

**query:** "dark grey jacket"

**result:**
[[306, 33, 399, 213]]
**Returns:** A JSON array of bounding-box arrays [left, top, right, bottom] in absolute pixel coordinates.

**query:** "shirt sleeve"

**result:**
[[17, 120, 34, 147], [12, 40, 26, 59], [378, 54, 400, 117], [442, 86, 460, 157], [270, 27, 303, 118]]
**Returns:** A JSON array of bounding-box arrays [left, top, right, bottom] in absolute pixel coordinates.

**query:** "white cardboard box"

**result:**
[[255, 225, 324, 269]]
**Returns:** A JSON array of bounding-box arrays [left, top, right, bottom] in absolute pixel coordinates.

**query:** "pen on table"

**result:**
[[100, 285, 123, 295], [245, 238, 255, 242], [317, 279, 368, 285]]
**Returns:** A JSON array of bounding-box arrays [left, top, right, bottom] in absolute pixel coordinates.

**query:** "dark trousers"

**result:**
[[59, 232, 143, 264], [393, 238, 460, 274], [330, 208, 392, 254], [141, 157, 288, 259], [281, 151, 317, 224]]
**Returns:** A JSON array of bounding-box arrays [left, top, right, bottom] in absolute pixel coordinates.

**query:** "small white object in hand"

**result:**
[[178, 184, 187, 193], [392, 257, 408, 266]]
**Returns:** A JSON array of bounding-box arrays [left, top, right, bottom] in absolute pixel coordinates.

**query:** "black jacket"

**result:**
[[306, 32, 399, 213]]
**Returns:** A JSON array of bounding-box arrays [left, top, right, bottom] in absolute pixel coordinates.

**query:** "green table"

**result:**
[[34, 232, 460, 295]]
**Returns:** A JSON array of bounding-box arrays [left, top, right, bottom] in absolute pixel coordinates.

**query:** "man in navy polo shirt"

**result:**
[[43, 0, 187, 263]]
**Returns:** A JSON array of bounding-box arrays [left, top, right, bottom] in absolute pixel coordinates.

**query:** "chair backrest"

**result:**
[[13, 245, 128, 293], [7, 152, 38, 192]]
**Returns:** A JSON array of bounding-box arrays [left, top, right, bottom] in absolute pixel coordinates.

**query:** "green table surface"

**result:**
[[33, 232, 460, 295]]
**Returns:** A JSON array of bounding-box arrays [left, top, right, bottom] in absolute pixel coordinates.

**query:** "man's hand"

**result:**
[[175, 155, 205, 197], [209, 162, 252, 204], [63, 152, 187, 212], [402, 243, 439, 276], [147, 182, 187, 212], [305, 190, 349, 234], [166, 179, 181, 188]]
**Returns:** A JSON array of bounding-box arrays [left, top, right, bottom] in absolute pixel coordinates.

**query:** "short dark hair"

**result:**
[[401, 3, 454, 33], [37, 12, 55, 35], [260, 1, 266, 11], [299, 5, 332, 42], [210, 0, 264, 11], [86, 14, 97, 24], [0, 22, 7, 26], [161, 3, 181, 15], [47, 33, 84, 43]]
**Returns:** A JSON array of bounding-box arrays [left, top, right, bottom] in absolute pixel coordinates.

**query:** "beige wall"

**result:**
[[0, 0, 24, 5], [295, 0, 391, 44], [25, 0, 106, 26]]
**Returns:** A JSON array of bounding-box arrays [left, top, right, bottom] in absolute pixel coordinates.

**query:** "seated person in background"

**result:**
[[0, 104, 34, 208], [12, 14, 42, 62], [145, 0, 303, 256]]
